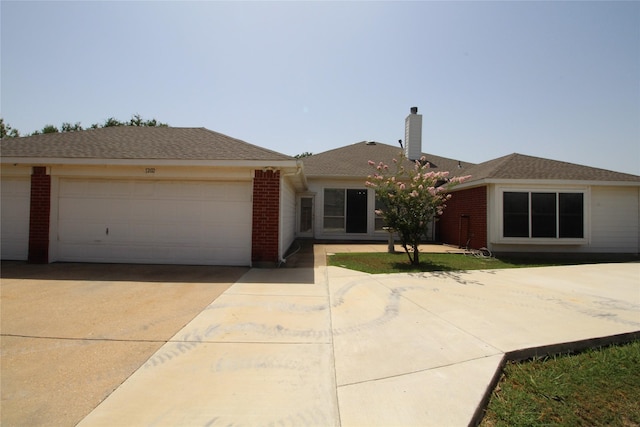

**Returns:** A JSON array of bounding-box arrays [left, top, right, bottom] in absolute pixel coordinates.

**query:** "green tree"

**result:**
[[0, 118, 20, 139], [61, 122, 83, 132], [102, 117, 124, 127], [294, 152, 313, 159], [16, 114, 168, 135], [31, 124, 59, 135], [129, 114, 144, 126], [366, 152, 470, 265]]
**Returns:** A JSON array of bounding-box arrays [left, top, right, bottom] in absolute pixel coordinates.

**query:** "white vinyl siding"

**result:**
[[56, 178, 252, 265], [0, 177, 31, 260], [590, 186, 639, 253]]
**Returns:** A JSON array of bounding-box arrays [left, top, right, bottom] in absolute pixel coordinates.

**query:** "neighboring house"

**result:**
[[0, 127, 306, 266], [2, 110, 638, 267], [304, 108, 640, 255]]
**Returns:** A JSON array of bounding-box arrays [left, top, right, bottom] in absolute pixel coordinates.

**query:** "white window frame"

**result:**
[[493, 186, 590, 245]]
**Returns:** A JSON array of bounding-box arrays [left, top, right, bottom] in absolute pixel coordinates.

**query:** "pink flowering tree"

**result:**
[[366, 153, 470, 265]]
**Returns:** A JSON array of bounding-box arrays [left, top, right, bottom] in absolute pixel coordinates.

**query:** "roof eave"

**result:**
[[456, 178, 640, 189], [306, 174, 367, 180], [280, 160, 308, 191], [1, 157, 299, 169]]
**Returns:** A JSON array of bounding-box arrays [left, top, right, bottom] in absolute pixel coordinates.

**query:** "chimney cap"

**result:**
[[410, 106, 418, 114]]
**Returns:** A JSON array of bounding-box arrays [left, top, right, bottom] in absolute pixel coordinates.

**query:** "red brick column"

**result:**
[[28, 166, 51, 263], [252, 170, 280, 266], [438, 186, 487, 249]]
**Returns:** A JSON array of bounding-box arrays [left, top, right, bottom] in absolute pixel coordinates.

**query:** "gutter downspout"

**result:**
[[278, 161, 306, 266]]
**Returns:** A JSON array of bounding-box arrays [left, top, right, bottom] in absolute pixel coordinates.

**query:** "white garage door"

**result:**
[[1, 177, 31, 260], [57, 179, 252, 266]]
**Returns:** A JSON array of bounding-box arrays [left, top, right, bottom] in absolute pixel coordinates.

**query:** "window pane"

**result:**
[[531, 193, 557, 238], [299, 197, 313, 233], [324, 189, 345, 216], [323, 217, 345, 231], [323, 189, 345, 231], [559, 193, 584, 238], [374, 196, 387, 231], [503, 192, 529, 237]]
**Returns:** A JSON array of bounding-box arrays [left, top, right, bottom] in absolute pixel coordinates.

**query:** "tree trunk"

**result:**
[[412, 244, 420, 265]]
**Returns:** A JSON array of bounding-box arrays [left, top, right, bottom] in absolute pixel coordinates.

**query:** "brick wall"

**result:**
[[252, 170, 280, 266], [28, 166, 51, 263], [438, 186, 487, 249]]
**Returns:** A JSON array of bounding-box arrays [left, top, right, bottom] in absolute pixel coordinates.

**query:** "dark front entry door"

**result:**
[[346, 189, 368, 233]]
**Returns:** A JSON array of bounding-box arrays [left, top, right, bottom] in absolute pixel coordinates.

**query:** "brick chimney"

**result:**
[[404, 106, 422, 161]]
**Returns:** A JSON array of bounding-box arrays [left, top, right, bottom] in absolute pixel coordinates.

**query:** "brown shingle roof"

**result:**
[[465, 153, 640, 183], [304, 143, 639, 184], [0, 127, 292, 161], [303, 141, 474, 178]]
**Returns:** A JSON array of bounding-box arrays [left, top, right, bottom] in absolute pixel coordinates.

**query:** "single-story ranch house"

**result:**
[[2, 109, 639, 266], [0, 127, 306, 267]]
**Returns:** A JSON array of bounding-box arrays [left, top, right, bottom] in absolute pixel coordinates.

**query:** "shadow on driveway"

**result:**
[[1, 262, 248, 426], [0, 261, 248, 283]]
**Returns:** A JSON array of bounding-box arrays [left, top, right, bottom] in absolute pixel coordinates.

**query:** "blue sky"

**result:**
[[2, 1, 639, 175]]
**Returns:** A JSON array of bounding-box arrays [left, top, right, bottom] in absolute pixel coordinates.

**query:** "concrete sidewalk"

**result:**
[[76, 247, 640, 426]]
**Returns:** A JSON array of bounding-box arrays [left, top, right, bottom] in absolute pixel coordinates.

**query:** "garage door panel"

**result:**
[[201, 184, 227, 200], [59, 221, 108, 242], [153, 200, 181, 221], [59, 199, 108, 220], [59, 179, 89, 197], [201, 225, 250, 244], [175, 201, 203, 223], [107, 200, 132, 218], [57, 179, 252, 265], [130, 201, 155, 221], [154, 182, 184, 198], [226, 182, 252, 202], [1, 177, 30, 260], [129, 223, 155, 241], [133, 181, 155, 197]]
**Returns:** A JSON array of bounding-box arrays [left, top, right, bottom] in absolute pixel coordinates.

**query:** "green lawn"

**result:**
[[481, 341, 640, 426], [326, 251, 635, 274]]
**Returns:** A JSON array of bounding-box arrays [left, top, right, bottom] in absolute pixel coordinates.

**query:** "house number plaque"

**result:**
[[145, 168, 156, 174]]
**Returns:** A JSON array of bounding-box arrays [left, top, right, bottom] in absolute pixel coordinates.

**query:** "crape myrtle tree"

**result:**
[[366, 153, 470, 265]]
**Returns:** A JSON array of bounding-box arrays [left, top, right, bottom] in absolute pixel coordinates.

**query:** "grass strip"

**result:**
[[326, 252, 634, 274], [481, 340, 640, 426]]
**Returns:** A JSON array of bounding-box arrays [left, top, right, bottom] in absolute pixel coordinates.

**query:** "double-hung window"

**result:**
[[503, 191, 584, 239]]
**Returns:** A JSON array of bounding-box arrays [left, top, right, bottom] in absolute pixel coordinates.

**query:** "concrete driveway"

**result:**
[[2, 247, 639, 426], [0, 262, 247, 426]]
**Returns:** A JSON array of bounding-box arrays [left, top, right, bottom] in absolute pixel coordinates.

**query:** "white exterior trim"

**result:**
[[1, 157, 299, 169], [490, 185, 590, 246], [455, 178, 640, 190]]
